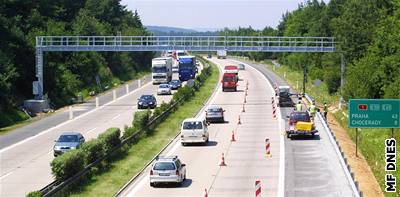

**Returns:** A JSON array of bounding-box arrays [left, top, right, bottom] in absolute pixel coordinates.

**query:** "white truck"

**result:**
[[217, 50, 227, 59], [152, 57, 173, 84]]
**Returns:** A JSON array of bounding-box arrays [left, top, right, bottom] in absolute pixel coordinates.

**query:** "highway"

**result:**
[[118, 57, 283, 197], [0, 70, 188, 196], [233, 59, 357, 197], [0, 75, 151, 149]]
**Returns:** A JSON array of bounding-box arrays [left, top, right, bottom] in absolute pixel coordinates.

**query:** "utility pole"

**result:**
[[303, 65, 307, 96]]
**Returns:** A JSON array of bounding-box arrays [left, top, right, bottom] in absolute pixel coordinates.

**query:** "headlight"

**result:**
[[54, 146, 61, 150], [138, 102, 143, 105], [149, 102, 153, 104]]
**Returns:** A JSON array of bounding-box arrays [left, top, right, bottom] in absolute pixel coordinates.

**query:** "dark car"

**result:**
[[169, 80, 182, 90], [207, 54, 212, 58], [53, 132, 85, 157], [138, 94, 157, 109]]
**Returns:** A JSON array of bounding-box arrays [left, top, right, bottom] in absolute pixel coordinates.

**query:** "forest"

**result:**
[[0, 0, 153, 126], [219, 0, 400, 100]]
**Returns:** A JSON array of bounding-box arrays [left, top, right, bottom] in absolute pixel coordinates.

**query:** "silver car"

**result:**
[[150, 156, 186, 187], [205, 105, 225, 123], [53, 132, 85, 157], [238, 63, 245, 70], [157, 84, 172, 95]]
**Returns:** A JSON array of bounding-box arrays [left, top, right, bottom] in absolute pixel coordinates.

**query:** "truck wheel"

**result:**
[[234, 87, 237, 91], [181, 142, 186, 146], [222, 88, 225, 92], [150, 182, 155, 187]]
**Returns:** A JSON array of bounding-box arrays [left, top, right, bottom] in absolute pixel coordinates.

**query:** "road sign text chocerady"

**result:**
[[385, 138, 396, 192]]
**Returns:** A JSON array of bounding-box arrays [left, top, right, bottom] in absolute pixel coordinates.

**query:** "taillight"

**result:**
[[150, 170, 153, 175], [176, 170, 180, 176]]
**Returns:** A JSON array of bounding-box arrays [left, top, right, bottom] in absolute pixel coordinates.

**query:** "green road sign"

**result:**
[[349, 99, 400, 128]]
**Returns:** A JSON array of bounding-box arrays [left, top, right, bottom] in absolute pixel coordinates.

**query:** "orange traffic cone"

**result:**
[[203, 188, 208, 197], [231, 130, 236, 142], [219, 153, 226, 166], [238, 115, 242, 124], [244, 97, 247, 103], [242, 104, 245, 112]]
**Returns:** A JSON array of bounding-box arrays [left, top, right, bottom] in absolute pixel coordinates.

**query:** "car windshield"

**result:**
[[208, 108, 222, 112], [152, 66, 167, 73], [171, 80, 180, 84], [58, 135, 78, 142], [153, 162, 176, 170], [183, 121, 203, 129], [179, 62, 193, 69], [159, 84, 169, 88], [291, 113, 310, 122], [140, 95, 153, 100], [223, 76, 236, 82]]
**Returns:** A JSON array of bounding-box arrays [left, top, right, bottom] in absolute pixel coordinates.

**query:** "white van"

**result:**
[[180, 118, 209, 146]]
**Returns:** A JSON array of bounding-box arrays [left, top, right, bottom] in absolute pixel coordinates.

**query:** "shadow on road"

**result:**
[[153, 179, 193, 188], [289, 135, 320, 141]]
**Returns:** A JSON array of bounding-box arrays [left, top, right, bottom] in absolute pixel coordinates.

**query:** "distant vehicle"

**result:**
[[150, 156, 186, 187], [169, 80, 182, 90], [217, 50, 227, 59], [53, 132, 85, 157], [207, 54, 212, 58], [205, 106, 225, 123], [157, 84, 172, 95], [221, 73, 238, 92], [166, 50, 173, 57], [176, 50, 186, 60], [238, 63, 245, 70], [180, 118, 209, 146], [152, 57, 173, 84], [286, 111, 318, 138], [178, 56, 196, 81], [137, 94, 157, 109], [277, 86, 294, 107]]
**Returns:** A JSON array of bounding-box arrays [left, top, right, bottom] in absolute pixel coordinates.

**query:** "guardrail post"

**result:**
[[126, 84, 129, 94], [113, 90, 117, 100], [138, 79, 141, 88]]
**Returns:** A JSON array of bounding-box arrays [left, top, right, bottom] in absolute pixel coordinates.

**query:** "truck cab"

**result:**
[[178, 56, 196, 81], [277, 86, 294, 107], [221, 73, 238, 91], [224, 65, 239, 82], [152, 57, 173, 84]]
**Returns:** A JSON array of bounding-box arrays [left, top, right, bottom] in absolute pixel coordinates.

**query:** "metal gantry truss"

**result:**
[[34, 36, 336, 98]]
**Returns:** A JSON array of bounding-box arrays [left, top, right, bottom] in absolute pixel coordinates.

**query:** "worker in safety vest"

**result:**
[[309, 101, 317, 117], [295, 100, 302, 111], [323, 102, 328, 119]]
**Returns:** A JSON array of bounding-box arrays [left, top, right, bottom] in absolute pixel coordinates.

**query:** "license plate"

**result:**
[[159, 173, 169, 176]]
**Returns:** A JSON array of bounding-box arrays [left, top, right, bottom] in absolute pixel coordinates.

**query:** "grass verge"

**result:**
[[66, 61, 218, 197], [238, 57, 399, 197]]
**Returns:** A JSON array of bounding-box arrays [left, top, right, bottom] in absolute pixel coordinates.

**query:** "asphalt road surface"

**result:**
[[118, 57, 283, 197], [0, 66, 202, 196], [234, 59, 356, 197]]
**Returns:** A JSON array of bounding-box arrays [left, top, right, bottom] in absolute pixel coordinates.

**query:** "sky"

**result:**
[[120, 0, 309, 31]]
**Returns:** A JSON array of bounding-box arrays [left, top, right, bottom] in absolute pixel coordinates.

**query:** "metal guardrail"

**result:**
[[304, 93, 361, 197], [38, 59, 212, 197], [114, 56, 220, 196]]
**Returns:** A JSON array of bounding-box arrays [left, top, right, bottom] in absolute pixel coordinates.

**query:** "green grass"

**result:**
[[245, 57, 400, 197], [0, 109, 30, 134], [67, 61, 218, 197]]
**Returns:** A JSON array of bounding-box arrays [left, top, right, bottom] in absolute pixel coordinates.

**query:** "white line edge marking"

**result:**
[[0, 171, 13, 180], [112, 114, 121, 120], [125, 58, 223, 196], [0, 82, 152, 154], [86, 127, 97, 134], [231, 59, 285, 197]]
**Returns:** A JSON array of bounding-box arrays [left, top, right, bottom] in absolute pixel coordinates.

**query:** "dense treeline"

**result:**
[[0, 0, 153, 119], [220, 0, 400, 100]]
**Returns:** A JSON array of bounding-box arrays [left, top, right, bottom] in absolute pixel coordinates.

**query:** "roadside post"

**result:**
[[126, 84, 129, 94]]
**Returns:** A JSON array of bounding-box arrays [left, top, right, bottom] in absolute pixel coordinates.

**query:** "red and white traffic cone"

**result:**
[[242, 103, 245, 112], [272, 106, 277, 120], [231, 130, 236, 142], [271, 96, 274, 105], [203, 188, 208, 197], [244, 96, 247, 104], [238, 115, 242, 125], [219, 153, 226, 166], [265, 138, 271, 157], [255, 180, 262, 197]]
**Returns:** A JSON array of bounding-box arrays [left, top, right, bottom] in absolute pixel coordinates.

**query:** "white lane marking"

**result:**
[[86, 127, 97, 134], [0, 82, 152, 154], [112, 114, 121, 120], [231, 59, 285, 197], [0, 171, 13, 180], [125, 59, 223, 196], [48, 150, 53, 155]]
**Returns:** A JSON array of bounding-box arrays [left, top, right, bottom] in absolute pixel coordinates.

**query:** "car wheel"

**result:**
[[181, 142, 186, 146], [150, 182, 155, 187]]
